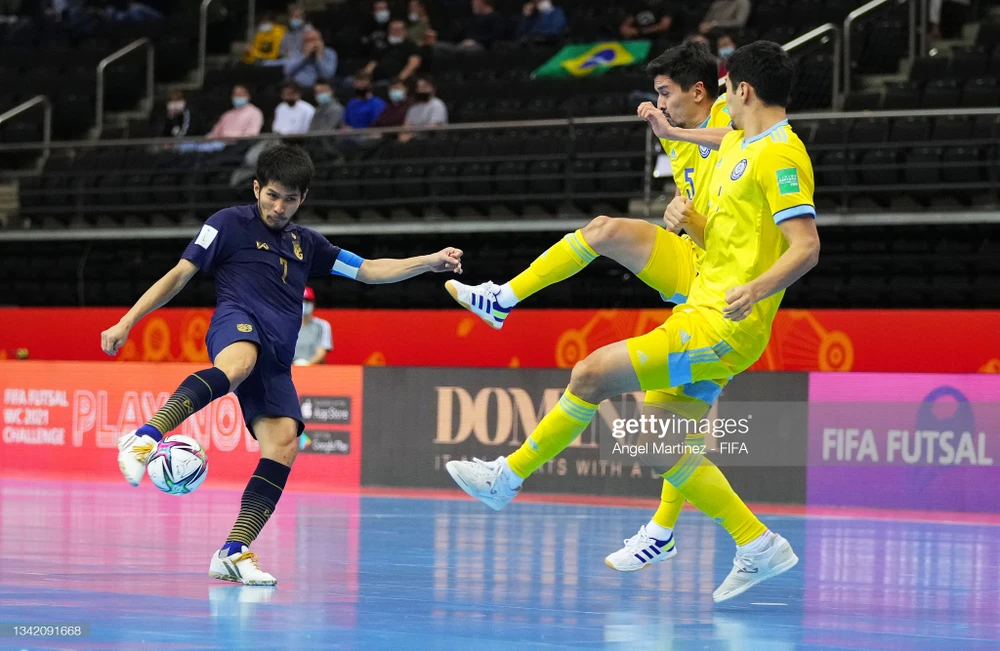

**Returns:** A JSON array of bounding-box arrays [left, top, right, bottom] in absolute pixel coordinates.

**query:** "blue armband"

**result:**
[[331, 250, 364, 279]]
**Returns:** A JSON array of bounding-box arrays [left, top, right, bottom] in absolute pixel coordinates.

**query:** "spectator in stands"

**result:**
[[309, 81, 345, 132], [407, 0, 432, 45], [161, 88, 191, 138], [242, 12, 286, 64], [273, 82, 315, 135], [363, 19, 422, 82], [362, 0, 392, 56], [279, 3, 312, 59], [208, 85, 264, 139], [400, 76, 447, 142], [435, 0, 506, 52], [294, 287, 333, 366], [517, 0, 567, 43], [373, 79, 415, 129], [716, 31, 736, 75], [343, 72, 387, 129], [619, 0, 673, 41], [698, 0, 751, 35], [283, 28, 338, 87]]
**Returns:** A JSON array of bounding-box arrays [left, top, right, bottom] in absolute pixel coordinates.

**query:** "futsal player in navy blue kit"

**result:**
[[101, 145, 463, 585]]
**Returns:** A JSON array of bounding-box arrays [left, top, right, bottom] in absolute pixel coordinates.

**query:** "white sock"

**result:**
[[737, 530, 774, 554], [645, 520, 673, 541], [500, 456, 523, 488], [497, 283, 519, 308]]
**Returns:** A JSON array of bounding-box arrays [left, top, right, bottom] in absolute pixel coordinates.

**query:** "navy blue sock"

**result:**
[[224, 459, 291, 552], [141, 367, 231, 442]]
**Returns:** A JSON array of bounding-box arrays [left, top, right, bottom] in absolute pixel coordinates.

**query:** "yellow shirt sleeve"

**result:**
[[708, 94, 732, 129], [755, 141, 817, 224]]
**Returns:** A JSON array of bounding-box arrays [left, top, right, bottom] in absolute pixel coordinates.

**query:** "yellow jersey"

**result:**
[[685, 119, 816, 361], [242, 25, 287, 64], [659, 94, 732, 215]]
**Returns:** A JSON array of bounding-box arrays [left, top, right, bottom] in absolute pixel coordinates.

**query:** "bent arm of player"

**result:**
[[664, 195, 708, 249], [637, 102, 731, 151], [100, 259, 199, 355], [333, 247, 463, 284], [724, 217, 820, 322]]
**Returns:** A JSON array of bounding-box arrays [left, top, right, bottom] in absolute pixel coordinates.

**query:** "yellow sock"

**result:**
[[650, 433, 703, 528], [663, 456, 766, 546], [507, 389, 598, 478], [508, 230, 598, 301]]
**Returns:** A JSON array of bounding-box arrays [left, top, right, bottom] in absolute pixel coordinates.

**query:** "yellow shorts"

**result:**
[[627, 308, 754, 418], [635, 228, 705, 304]]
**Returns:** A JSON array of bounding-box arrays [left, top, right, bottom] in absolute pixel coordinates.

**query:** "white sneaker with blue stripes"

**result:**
[[604, 525, 678, 571], [444, 280, 512, 330]]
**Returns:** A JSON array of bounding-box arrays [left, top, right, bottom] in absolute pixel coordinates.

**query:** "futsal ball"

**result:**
[[146, 435, 209, 495]]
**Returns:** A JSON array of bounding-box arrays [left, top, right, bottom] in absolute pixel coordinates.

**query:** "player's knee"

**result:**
[[215, 346, 257, 388], [568, 356, 604, 402], [260, 428, 299, 466], [582, 215, 618, 250]]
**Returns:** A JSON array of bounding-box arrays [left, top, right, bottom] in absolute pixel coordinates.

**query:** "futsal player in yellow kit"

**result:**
[[446, 41, 821, 602], [445, 43, 735, 576]]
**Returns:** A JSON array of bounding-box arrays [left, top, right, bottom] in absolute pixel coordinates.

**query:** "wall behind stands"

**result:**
[[3, 362, 997, 513], [3, 308, 1000, 373]]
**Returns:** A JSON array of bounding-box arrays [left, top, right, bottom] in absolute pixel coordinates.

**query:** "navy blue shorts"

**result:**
[[206, 307, 304, 439]]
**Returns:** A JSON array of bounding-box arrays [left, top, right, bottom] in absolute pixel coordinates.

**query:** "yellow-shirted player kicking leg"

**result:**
[[446, 41, 821, 603], [445, 43, 732, 561]]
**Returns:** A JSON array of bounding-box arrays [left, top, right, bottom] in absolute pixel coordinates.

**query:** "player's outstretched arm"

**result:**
[[637, 102, 731, 151], [100, 260, 199, 355], [723, 217, 820, 321], [356, 247, 463, 284]]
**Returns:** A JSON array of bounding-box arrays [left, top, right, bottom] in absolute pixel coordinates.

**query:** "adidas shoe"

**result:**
[[116, 430, 157, 487], [604, 525, 678, 571], [209, 546, 277, 586], [713, 532, 798, 603], [444, 280, 512, 330], [446, 456, 521, 511]]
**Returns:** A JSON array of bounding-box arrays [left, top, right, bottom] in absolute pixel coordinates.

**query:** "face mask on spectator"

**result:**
[[303, 302, 314, 317], [719, 46, 735, 58], [290, 18, 304, 29], [233, 96, 249, 107], [389, 88, 406, 102], [375, 9, 390, 23], [537, 1, 553, 12], [388, 35, 405, 45], [408, 12, 420, 21], [316, 92, 332, 104], [167, 101, 185, 113]]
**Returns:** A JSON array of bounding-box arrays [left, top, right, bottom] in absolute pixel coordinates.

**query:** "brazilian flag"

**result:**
[[532, 40, 652, 78]]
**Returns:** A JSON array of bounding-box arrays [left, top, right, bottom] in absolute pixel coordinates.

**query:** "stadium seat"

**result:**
[[909, 55, 951, 82], [921, 79, 961, 108], [881, 81, 922, 110], [903, 147, 943, 185], [961, 77, 1000, 107], [889, 116, 931, 143]]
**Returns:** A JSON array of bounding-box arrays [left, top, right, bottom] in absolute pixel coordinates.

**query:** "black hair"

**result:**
[[255, 145, 314, 194], [416, 74, 436, 88], [726, 40, 794, 108], [282, 81, 302, 94], [645, 42, 720, 99]]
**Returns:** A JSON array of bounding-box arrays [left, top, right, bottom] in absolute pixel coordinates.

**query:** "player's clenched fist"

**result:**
[[637, 101, 672, 139], [101, 321, 131, 355], [724, 284, 759, 321], [663, 195, 693, 233], [427, 247, 464, 274]]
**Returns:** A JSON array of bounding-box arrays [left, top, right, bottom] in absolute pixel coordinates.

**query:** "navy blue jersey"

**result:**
[[183, 204, 342, 365]]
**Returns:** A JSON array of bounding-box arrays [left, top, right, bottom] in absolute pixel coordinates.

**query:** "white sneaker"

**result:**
[[444, 280, 512, 330], [209, 546, 277, 586], [604, 525, 678, 572], [713, 532, 798, 603], [116, 430, 158, 487], [445, 456, 521, 511]]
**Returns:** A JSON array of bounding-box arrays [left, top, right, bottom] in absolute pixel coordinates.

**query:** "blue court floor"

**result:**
[[1, 480, 999, 650]]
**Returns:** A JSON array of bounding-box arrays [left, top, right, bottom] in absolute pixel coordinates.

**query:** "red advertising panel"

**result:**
[[1, 308, 999, 373], [0, 362, 363, 490]]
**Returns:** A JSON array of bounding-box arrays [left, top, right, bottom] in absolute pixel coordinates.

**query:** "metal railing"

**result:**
[[844, 0, 924, 95], [95, 38, 155, 140], [0, 96, 52, 175], [785, 23, 843, 110]]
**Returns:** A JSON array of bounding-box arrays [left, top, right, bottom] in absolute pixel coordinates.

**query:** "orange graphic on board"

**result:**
[[752, 310, 854, 371]]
